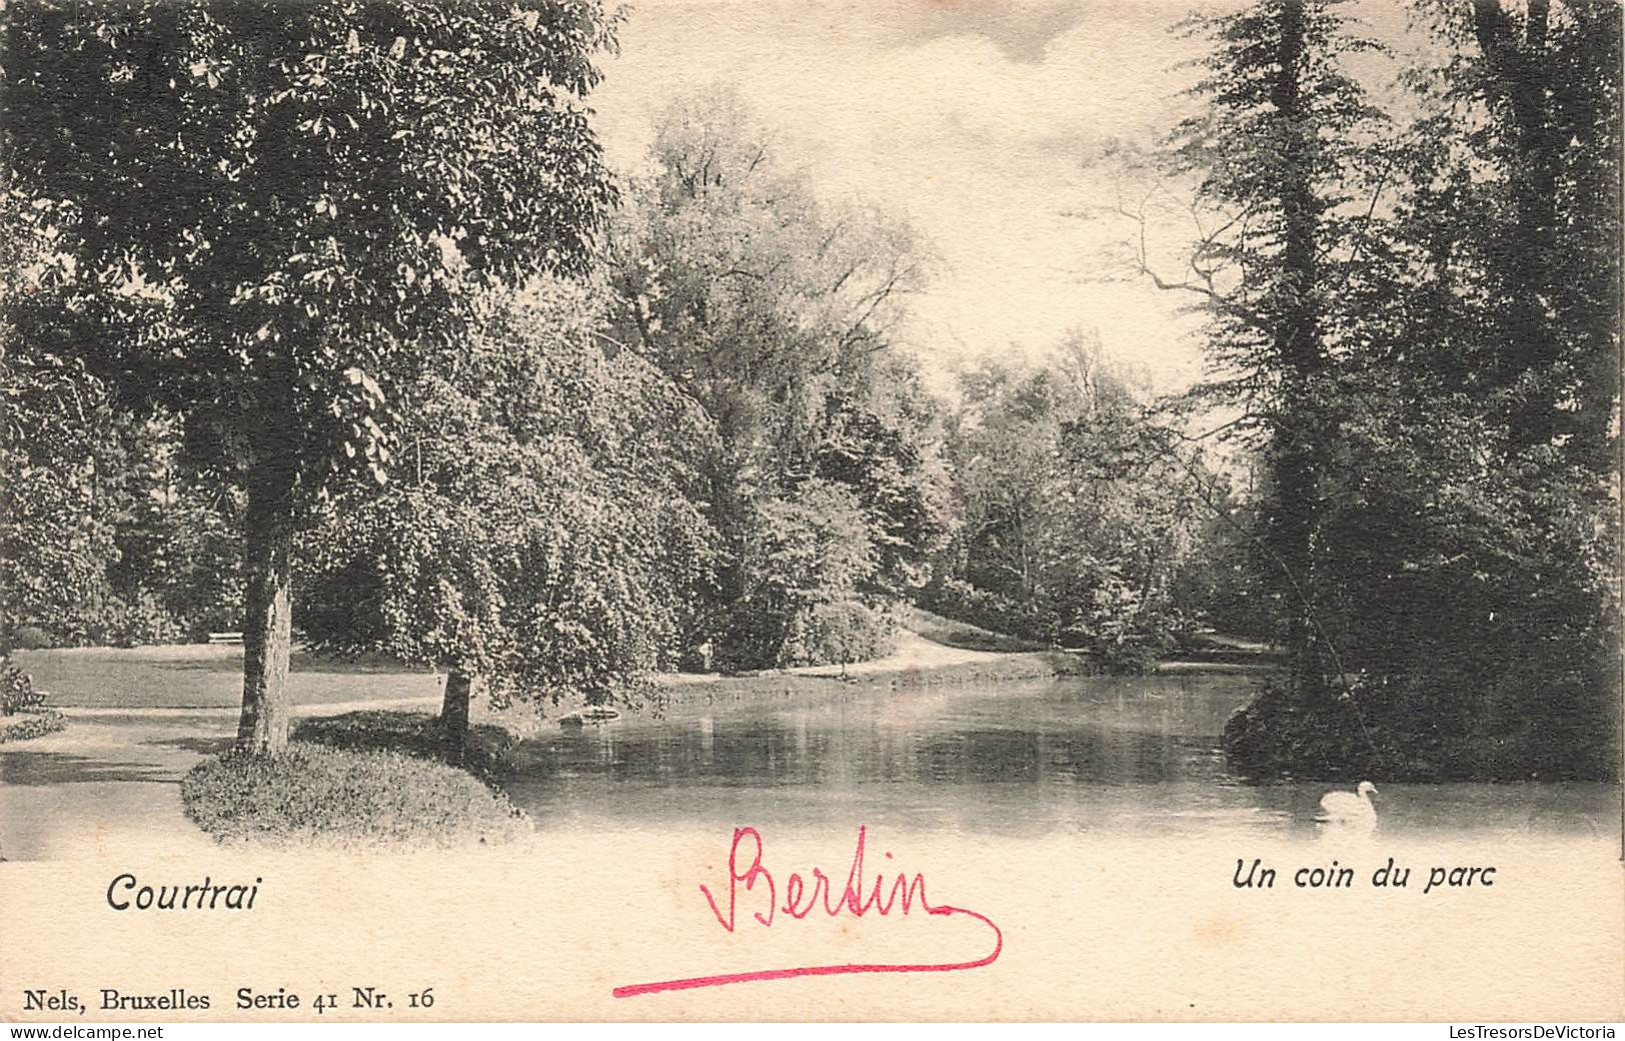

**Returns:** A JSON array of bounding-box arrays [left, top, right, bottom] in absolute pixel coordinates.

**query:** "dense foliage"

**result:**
[[605, 89, 946, 670], [0, 187, 242, 649], [1162, 0, 1619, 779], [3, 0, 621, 751], [296, 279, 715, 753], [926, 337, 1229, 669]]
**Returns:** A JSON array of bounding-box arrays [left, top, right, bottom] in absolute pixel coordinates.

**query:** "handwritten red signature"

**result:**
[[612, 825, 1003, 998]]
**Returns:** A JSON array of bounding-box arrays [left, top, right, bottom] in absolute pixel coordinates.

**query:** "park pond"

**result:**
[[498, 672, 1619, 841], [0, 646, 1616, 859]]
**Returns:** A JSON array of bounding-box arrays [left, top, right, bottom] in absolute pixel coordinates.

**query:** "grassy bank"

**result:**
[[649, 648, 1087, 713], [181, 743, 530, 848], [293, 709, 517, 777], [11, 644, 440, 709]]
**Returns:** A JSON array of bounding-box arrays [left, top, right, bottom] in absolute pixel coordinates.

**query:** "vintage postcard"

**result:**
[[1, 0, 1621, 1025]]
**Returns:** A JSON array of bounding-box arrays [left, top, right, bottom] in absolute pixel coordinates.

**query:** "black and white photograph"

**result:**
[[0, 0, 1620, 1024]]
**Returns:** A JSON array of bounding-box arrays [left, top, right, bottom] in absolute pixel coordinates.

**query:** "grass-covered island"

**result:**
[[181, 743, 530, 849], [180, 708, 531, 848]]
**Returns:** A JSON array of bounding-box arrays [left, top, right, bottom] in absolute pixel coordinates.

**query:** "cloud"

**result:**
[[879, 1, 1092, 63]]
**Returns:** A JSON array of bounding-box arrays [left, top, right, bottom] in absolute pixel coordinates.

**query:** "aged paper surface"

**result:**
[[2, 0, 1622, 1024]]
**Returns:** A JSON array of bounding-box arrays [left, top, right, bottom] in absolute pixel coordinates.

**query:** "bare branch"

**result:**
[[1114, 187, 1274, 336]]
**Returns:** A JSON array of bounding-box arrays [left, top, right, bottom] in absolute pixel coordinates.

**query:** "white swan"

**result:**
[[1317, 780, 1378, 825]]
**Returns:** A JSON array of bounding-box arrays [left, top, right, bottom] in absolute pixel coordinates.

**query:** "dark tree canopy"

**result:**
[[4, 0, 617, 485], [2, 0, 620, 751], [1157, 0, 1621, 780]]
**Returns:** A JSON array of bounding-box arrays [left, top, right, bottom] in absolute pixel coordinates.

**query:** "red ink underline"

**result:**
[[611, 903, 1003, 998]]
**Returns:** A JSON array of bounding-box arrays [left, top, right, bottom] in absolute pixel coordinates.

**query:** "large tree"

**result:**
[[605, 88, 943, 668], [931, 339, 1217, 666], [297, 279, 715, 761], [1151, 0, 1619, 779], [1159, 0, 1383, 697], [1464, 0, 1620, 469], [2, 0, 618, 751], [1301, 0, 1624, 778]]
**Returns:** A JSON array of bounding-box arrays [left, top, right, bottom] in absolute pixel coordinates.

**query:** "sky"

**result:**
[[588, 0, 1218, 392], [587, 0, 1420, 395]]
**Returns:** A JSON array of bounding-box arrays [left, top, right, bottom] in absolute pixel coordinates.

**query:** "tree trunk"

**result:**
[[235, 461, 296, 754], [1471, 0, 1562, 454], [1270, 0, 1326, 699], [441, 669, 472, 766], [1272, 432, 1323, 694]]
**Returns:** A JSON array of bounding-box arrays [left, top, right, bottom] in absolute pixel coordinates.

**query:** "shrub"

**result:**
[[0, 709, 67, 743], [713, 600, 790, 673], [1220, 679, 1373, 781], [0, 656, 66, 743], [714, 481, 881, 671], [9, 625, 57, 650], [777, 600, 898, 669], [1, 656, 45, 714], [181, 743, 530, 848], [919, 576, 1054, 645], [921, 575, 1174, 672]]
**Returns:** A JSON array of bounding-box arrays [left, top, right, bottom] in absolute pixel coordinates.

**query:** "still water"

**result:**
[[499, 674, 1619, 839]]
